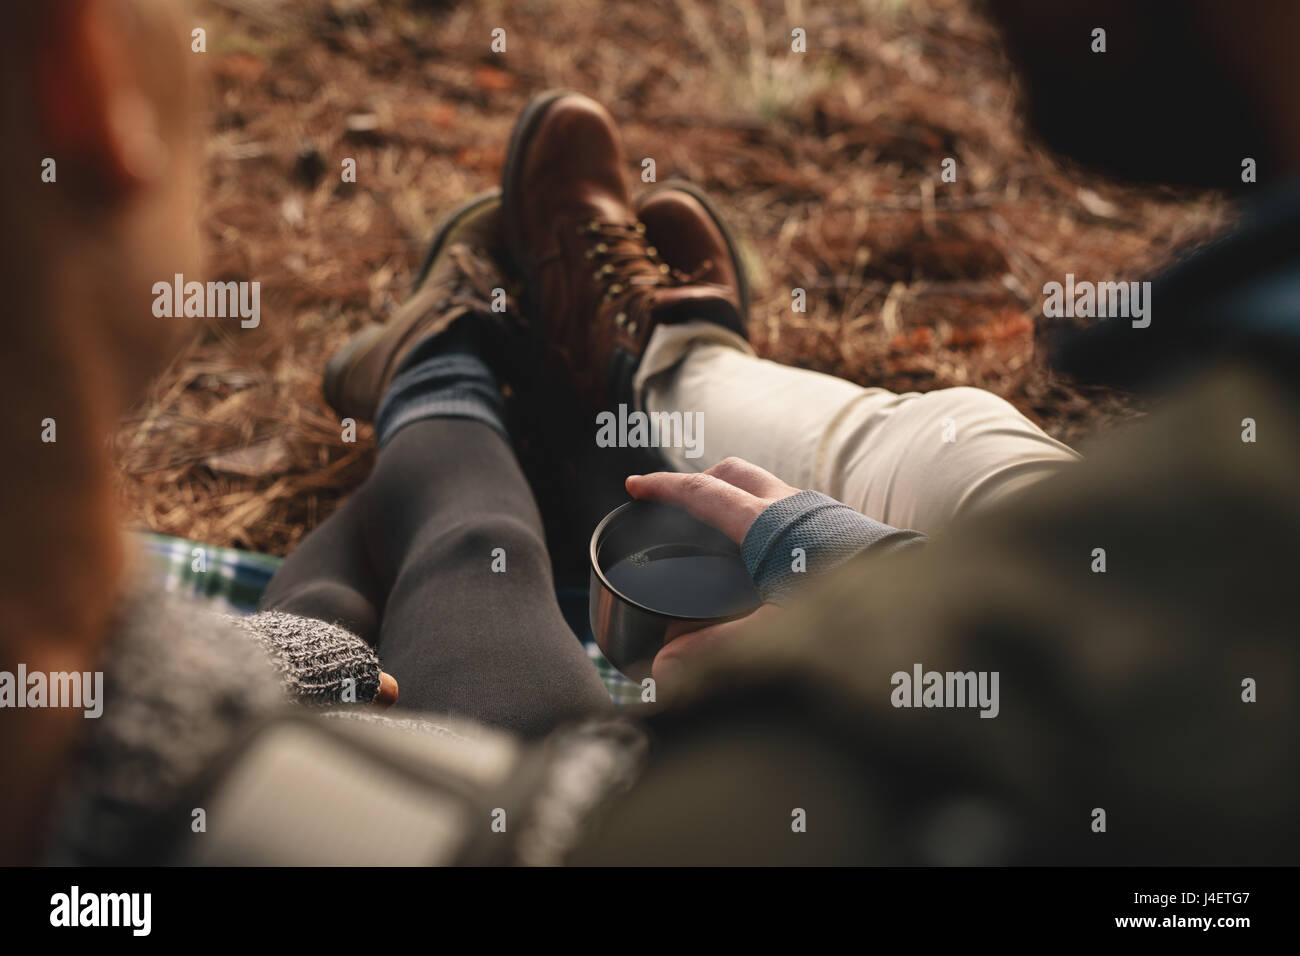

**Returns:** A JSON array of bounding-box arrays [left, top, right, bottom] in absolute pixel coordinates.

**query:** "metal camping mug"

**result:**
[[589, 499, 762, 680]]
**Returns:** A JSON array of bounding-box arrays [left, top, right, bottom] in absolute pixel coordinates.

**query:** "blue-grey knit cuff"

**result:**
[[740, 490, 926, 604], [375, 352, 507, 447]]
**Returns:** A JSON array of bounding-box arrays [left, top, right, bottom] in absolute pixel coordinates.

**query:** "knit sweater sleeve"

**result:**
[[740, 490, 926, 604], [46, 586, 389, 864]]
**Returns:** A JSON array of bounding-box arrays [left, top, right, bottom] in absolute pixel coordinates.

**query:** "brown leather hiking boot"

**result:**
[[635, 180, 750, 326], [323, 191, 512, 422], [501, 91, 744, 410]]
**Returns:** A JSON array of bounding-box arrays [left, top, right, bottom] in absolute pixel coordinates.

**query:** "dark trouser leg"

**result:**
[[259, 490, 383, 646], [262, 417, 610, 738]]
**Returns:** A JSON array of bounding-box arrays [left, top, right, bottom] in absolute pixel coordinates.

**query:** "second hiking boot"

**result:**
[[635, 179, 751, 325]]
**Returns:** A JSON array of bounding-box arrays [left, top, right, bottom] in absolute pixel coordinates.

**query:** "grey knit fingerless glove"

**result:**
[[227, 611, 382, 707]]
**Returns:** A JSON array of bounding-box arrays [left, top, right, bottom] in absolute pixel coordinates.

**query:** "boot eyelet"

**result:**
[[608, 283, 622, 296], [614, 311, 627, 328], [627, 320, 639, 335], [634, 222, 646, 234]]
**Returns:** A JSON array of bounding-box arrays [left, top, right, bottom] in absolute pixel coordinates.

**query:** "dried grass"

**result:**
[[115, 0, 1233, 555]]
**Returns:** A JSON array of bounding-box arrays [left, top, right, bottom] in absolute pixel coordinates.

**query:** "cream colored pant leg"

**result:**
[[634, 322, 1080, 535]]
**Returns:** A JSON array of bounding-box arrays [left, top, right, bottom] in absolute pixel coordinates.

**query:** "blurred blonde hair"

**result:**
[[0, 0, 201, 861]]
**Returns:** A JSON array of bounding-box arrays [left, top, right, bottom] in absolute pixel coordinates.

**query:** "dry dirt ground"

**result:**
[[116, 0, 1232, 556]]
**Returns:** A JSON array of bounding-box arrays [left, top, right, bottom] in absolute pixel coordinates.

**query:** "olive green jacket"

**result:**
[[575, 364, 1299, 865]]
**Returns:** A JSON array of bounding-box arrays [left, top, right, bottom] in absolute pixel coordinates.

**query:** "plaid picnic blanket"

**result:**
[[135, 533, 644, 708]]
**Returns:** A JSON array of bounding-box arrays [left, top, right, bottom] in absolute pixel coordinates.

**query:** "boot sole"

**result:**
[[323, 190, 501, 419]]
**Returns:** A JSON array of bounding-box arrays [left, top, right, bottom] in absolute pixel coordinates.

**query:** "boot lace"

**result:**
[[576, 220, 712, 336]]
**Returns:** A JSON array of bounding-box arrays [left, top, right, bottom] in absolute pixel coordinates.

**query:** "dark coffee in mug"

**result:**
[[603, 544, 758, 618]]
